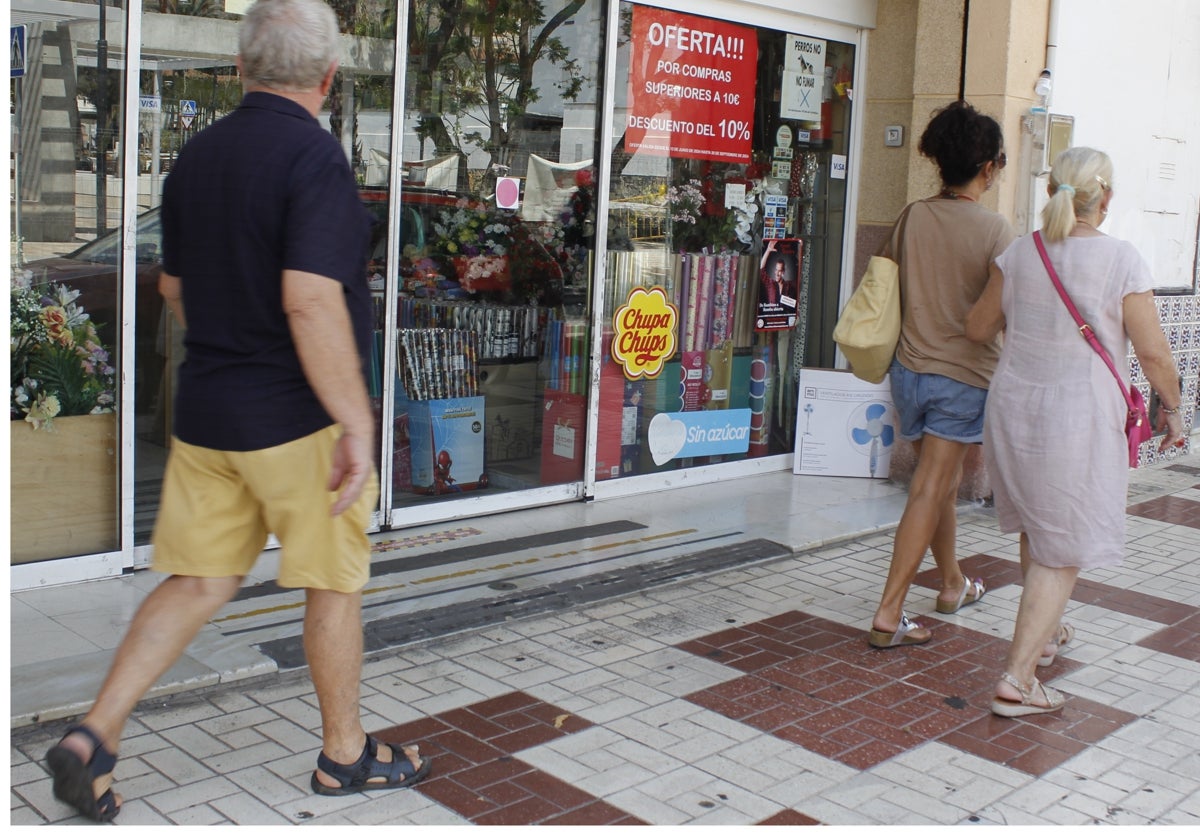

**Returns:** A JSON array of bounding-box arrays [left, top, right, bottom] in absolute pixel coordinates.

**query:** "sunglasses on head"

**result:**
[[978, 152, 1007, 171]]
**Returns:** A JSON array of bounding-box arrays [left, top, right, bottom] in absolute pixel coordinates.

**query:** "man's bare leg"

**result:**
[[52, 574, 242, 807], [305, 588, 422, 788]]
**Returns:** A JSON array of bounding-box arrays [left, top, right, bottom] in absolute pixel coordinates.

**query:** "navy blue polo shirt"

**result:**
[[161, 92, 372, 451]]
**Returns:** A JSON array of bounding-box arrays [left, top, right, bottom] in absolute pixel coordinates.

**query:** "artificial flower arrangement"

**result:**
[[665, 177, 736, 252], [10, 275, 117, 430], [665, 161, 778, 253], [429, 199, 516, 292], [429, 198, 563, 301], [431, 199, 516, 258]]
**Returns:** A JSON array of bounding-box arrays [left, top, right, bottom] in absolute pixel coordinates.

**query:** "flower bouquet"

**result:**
[[11, 278, 117, 430], [10, 275, 120, 561], [429, 199, 565, 301], [666, 178, 737, 253], [431, 200, 516, 292]]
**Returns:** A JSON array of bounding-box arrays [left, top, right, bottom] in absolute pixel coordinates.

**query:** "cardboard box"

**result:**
[[594, 357, 644, 480], [794, 369, 897, 478], [407, 396, 487, 494], [540, 389, 586, 484], [478, 361, 538, 462]]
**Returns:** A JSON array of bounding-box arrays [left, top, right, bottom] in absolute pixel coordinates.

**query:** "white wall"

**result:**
[[1049, 0, 1200, 288]]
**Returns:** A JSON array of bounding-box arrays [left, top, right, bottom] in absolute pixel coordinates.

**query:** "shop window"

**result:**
[[10, 1, 127, 563], [600, 2, 855, 479], [115, 3, 401, 542], [390, 1, 605, 502]]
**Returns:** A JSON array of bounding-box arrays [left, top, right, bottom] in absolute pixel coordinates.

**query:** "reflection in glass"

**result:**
[[389, 1, 603, 502], [120, 3, 401, 541], [600, 3, 855, 479], [10, 1, 127, 563]]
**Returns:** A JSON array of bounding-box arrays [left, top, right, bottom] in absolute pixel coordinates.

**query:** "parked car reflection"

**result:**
[[17, 188, 566, 417]]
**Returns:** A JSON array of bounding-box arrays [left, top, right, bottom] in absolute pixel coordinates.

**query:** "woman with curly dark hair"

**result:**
[[869, 100, 1016, 648]]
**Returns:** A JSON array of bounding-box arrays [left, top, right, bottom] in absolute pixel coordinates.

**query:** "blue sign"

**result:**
[[11, 25, 26, 78], [647, 409, 751, 465], [179, 99, 197, 129]]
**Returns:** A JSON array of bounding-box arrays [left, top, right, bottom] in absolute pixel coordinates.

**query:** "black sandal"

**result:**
[[310, 734, 432, 796], [44, 724, 121, 822]]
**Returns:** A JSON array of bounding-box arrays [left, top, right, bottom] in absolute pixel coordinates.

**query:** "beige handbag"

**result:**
[[833, 207, 911, 383]]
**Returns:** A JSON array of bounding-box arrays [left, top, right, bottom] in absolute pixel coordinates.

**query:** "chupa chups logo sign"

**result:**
[[611, 287, 678, 379]]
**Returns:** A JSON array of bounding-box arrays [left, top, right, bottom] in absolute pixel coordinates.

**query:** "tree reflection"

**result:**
[[408, 0, 588, 190]]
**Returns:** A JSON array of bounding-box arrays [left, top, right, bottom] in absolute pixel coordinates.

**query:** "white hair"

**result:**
[[1042, 147, 1114, 243], [238, 0, 339, 93]]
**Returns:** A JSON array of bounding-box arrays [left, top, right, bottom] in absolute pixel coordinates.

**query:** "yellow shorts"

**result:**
[[151, 425, 379, 593]]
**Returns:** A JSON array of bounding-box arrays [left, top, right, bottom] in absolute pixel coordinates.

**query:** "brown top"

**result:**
[[892, 195, 1016, 389]]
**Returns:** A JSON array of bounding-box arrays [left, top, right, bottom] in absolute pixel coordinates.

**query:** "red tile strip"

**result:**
[[1138, 611, 1200, 662], [372, 691, 643, 825], [679, 611, 1134, 775], [913, 552, 1024, 594], [758, 809, 822, 825], [1071, 579, 1198, 627], [917, 551, 1200, 645], [1127, 494, 1200, 529]]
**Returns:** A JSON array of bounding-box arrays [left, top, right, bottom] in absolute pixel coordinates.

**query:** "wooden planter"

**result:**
[[10, 413, 118, 564]]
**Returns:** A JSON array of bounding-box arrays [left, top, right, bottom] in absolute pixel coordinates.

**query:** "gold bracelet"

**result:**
[[1162, 405, 1181, 415]]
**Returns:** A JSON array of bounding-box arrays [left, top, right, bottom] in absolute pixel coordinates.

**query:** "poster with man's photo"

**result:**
[[755, 238, 801, 332]]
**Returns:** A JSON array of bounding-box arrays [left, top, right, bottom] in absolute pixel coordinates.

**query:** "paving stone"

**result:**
[[13, 461, 1200, 825], [604, 786, 692, 824], [141, 744, 219, 786], [210, 791, 294, 825]]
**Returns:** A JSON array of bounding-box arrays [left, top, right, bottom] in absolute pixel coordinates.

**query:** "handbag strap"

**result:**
[[876, 203, 914, 260], [1032, 230, 1138, 413]]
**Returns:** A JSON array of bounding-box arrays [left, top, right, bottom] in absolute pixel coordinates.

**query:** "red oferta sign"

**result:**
[[626, 7, 758, 163]]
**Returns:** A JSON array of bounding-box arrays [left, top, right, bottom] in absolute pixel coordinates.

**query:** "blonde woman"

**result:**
[[966, 147, 1186, 716]]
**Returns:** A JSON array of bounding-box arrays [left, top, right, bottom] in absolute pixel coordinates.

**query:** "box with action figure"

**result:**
[[406, 396, 487, 494]]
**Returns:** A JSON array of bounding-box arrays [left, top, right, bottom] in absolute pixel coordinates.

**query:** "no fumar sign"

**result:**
[[626, 7, 758, 164]]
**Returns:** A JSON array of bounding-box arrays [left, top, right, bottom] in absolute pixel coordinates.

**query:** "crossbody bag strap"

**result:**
[[1032, 230, 1137, 412]]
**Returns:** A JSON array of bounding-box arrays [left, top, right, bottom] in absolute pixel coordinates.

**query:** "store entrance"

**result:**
[[383, 1, 608, 521], [597, 1, 857, 484]]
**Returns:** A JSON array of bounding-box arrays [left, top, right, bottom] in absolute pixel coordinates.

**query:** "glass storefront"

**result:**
[[386, 0, 605, 506], [9, 0, 863, 582], [11, 1, 127, 565], [599, 2, 855, 480]]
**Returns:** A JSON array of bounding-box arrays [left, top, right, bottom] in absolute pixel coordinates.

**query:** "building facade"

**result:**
[[8, 0, 1197, 589]]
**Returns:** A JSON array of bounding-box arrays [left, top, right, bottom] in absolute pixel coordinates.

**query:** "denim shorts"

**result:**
[[888, 360, 987, 444]]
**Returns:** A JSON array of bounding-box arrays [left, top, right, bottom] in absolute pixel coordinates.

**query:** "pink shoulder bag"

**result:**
[[1033, 231, 1151, 467]]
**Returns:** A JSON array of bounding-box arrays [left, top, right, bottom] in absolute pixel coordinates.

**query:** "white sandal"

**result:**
[[1038, 623, 1075, 667], [991, 672, 1066, 717], [936, 577, 986, 614], [868, 613, 932, 648]]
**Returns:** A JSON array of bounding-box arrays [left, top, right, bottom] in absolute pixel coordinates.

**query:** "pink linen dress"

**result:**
[[984, 233, 1155, 569]]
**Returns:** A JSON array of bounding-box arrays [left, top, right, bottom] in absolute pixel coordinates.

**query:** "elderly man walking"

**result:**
[[44, 0, 430, 822]]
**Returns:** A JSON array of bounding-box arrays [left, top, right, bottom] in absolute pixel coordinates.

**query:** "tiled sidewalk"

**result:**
[[11, 466, 1200, 825]]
